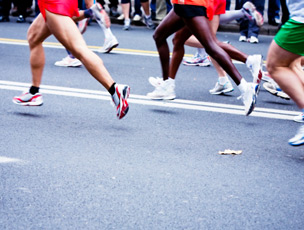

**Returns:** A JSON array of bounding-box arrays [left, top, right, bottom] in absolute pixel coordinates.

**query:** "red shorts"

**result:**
[[213, 0, 226, 15], [38, 0, 79, 20]]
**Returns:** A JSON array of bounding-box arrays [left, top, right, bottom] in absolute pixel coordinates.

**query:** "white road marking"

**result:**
[[0, 80, 298, 121], [0, 156, 22, 163]]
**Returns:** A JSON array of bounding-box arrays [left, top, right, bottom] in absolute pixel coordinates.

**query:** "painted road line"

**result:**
[[0, 156, 22, 163], [0, 80, 298, 120]]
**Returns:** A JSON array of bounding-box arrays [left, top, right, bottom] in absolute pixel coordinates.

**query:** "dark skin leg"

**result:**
[[182, 16, 243, 85], [153, 10, 185, 80]]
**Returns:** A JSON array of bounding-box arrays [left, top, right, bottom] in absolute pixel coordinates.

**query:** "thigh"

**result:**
[[27, 13, 52, 46], [267, 40, 301, 68], [44, 10, 87, 53], [154, 9, 185, 41]]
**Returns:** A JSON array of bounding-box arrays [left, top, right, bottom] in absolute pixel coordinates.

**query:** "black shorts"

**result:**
[[173, 4, 207, 18]]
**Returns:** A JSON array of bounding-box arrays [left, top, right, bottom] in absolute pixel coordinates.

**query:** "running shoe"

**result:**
[[238, 83, 258, 116], [147, 79, 176, 100], [209, 81, 234, 95], [91, 3, 111, 28], [263, 81, 290, 100], [143, 15, 155, 30], [242, 1, 264, 26], [249, 36, 259, 44], [54, 56, 82, 67], [13, 91, 43, 106], [99, 35, 119, 53], [133, 14, 141, 22], [182, 53, 211, 67], [246, 54, 263, 84], [288, 125, 304, 146], [111, 84, 130, 119], [239, 35, 247, 42], [261, 71, 272, 82], [78, 18, 89, 34], [148, 76, 163, 87], [123, 19, 131, 30], [293, 113, 304, 123]]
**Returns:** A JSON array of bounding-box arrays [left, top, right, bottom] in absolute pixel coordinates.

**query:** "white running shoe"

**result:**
[[288, 125, 304, 146], [293, 113, 304, 123], [123, 18, 131, 30], [133, 14, 141, 21], [246, 54, 263, 84], [182, 53, 211, 67], [239, 83, 258, 116], [209, 81, 234, 95], [54, 56, 82, 67], [78, 18, 89, 34], [263, 81, 290, 100], [13, 91, 43, 106], [249, 36, 259, 43], [242, 1, 264, 26], [147, 79, 176, 100], [239, 35, 247, 42], [148, 76, 164, 87], [91, 3, 110, 28], [99, 35, 119, 53]]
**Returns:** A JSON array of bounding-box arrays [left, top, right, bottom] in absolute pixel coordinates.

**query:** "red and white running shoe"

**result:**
[[91, 3, 111, 28], [111, 84, 130, 119], [13, 91, 43, 106]]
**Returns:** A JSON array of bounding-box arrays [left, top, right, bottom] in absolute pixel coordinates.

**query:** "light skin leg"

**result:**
[[28, 11, 114, 90], [267, 41, 304, 109]]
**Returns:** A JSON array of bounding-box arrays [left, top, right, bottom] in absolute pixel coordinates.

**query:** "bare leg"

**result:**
[[267, 41, 304, 109], [45, 10, 114, 89], [183, 16, 243, 85], [27, 14, 52, 87], [153, 10, 185, 80]]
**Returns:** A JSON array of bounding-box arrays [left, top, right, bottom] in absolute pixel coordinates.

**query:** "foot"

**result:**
[[111, 84, 130, 119], [143, 15, 155, 30], [209, 81, 234, 95], [249, 36, 259, 44], [288, 125, 304, 146], [239, 83, 258, 116], [123, 19, 131, 30], [293, 113, 304, 123], [91, 3, 111, 28], [246, 54, 263, 84], [147, 79, 176, 100], [99, 35, 119, 53], [0, 15, 10, 22], [242, 1, 264, 26], [16, 15, 26, 23], [78, 18, 89, 34], [148, 77, 164, 87], [13, 91, 43, 106], [239, 35, 247, 42], [133, 14, 142, 22], [263, 81, 290, 100], [182, 53, 211, 67], [54, 56, 82, 67]]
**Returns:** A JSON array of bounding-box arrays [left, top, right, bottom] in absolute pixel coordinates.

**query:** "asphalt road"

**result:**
[[0, 19, 304, 229]]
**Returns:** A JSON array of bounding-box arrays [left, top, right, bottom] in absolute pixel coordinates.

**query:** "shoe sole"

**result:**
[[245, 85, 258, 116], [118, 86, 130, 119], [210, 88, 234, 95], [12, 99, 43, 106], [263, 83, 290, 100], [183, 62, 210, 67], [104, 43, 119, 53], [288, 140, 304, 146]]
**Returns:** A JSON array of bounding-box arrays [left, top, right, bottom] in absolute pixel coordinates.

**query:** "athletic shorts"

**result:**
[[213, 0, 226, 15], [173, 4, 207, 19], [38, 0, 79, 20], [274, 19, 304, 56]]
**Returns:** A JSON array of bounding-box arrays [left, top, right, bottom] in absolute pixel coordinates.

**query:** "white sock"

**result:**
[[237, 78, 248, 94], [245, 55, 253, 67], [219, 76, 229, 85], [197, 48, 207, 57]]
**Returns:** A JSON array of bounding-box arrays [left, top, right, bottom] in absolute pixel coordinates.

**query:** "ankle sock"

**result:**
[[237, 78, 247, 94], [219, 76, 229, 85], [108, 82, 116, 95], [29, 86, 39, 95]]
